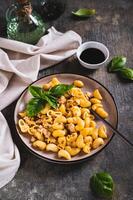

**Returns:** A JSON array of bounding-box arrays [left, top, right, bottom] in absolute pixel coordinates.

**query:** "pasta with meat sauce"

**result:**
[[18, 77, 108, 160]]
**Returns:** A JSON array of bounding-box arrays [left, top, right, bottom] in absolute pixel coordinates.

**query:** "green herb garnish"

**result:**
[[90, 172, 114, 199], [26, 98, 45, 117], [108, 56, 126, 72], [108, 56, 133, 81], [29, 86, 46, 97], [49, 84, 73, 97], [119, 67, 133, 80], [72, 9, 96, 18], [41, 93, 58, 109], [26, 84, 73, 117]]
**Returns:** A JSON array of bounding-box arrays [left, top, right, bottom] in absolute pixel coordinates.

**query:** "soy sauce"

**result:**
[[80, 48, 106, 64]]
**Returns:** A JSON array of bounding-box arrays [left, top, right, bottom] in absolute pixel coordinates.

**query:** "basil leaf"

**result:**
[[72, 9, 96, 17], [119, 67, 133, 80], [42, 94, 58, 109], [29, 86, 44, 98], [49, 84, 73, 97], [26, 98, 45, 117], [90, 172, 114, 198], [27, 84, 73, 113], [108, 56, 126, 72]]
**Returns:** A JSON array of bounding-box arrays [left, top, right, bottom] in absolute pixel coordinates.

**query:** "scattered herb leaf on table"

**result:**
[[119, 67, 133, 80], [72, 9, 96, 17], [108, 56, 126, 72], [108, 56, 133, 81], [90, 172, 114, 198]]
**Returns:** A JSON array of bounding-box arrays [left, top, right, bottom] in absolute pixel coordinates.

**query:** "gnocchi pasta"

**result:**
[[18, 78, 109, 160]]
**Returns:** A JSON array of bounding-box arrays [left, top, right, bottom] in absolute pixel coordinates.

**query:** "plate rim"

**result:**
[[14, 73, 118, 164]]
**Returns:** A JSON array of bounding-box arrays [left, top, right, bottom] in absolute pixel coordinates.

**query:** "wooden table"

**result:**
[[0, 0, 133, 199]]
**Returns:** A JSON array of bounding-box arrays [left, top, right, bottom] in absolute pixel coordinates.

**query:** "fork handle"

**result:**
[[91, 109, 133, 147]]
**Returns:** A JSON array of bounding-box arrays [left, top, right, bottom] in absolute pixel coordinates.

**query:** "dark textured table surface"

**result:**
[[0, 0, 133, 200]]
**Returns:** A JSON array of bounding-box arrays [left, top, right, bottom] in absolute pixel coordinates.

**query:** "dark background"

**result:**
[[0, 0, 133, 200]]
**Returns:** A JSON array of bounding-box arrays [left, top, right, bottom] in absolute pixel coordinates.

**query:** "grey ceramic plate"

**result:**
[[14, 74, 118, 164]]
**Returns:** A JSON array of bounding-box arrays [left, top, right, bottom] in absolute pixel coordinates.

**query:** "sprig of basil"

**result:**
[[90, 172, 114, 198], [108, 56, 133, 81], [26, 84, 73, 117], [72, 9, 96, 18], [108, 56, 126, 72]]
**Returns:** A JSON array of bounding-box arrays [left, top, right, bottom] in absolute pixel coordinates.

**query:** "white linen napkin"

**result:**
[[0, 26, 82, 188], [0, 113, 20, 188]]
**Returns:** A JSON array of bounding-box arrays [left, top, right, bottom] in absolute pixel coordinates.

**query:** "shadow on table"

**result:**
[[39, 56, 96, 79]]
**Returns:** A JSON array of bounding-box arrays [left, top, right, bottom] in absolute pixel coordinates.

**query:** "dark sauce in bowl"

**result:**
[[80, 48, 106, 64]]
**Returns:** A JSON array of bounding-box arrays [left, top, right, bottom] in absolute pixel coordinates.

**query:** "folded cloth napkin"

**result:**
[[0, 26, 82, 188], [0, 113, 20, 188]]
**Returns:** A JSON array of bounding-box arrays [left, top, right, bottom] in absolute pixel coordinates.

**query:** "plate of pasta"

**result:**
[[14, 74, 118, 164]]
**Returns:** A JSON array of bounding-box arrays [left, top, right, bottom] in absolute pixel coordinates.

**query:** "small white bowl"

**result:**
[[77, 41, 109, 69]]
